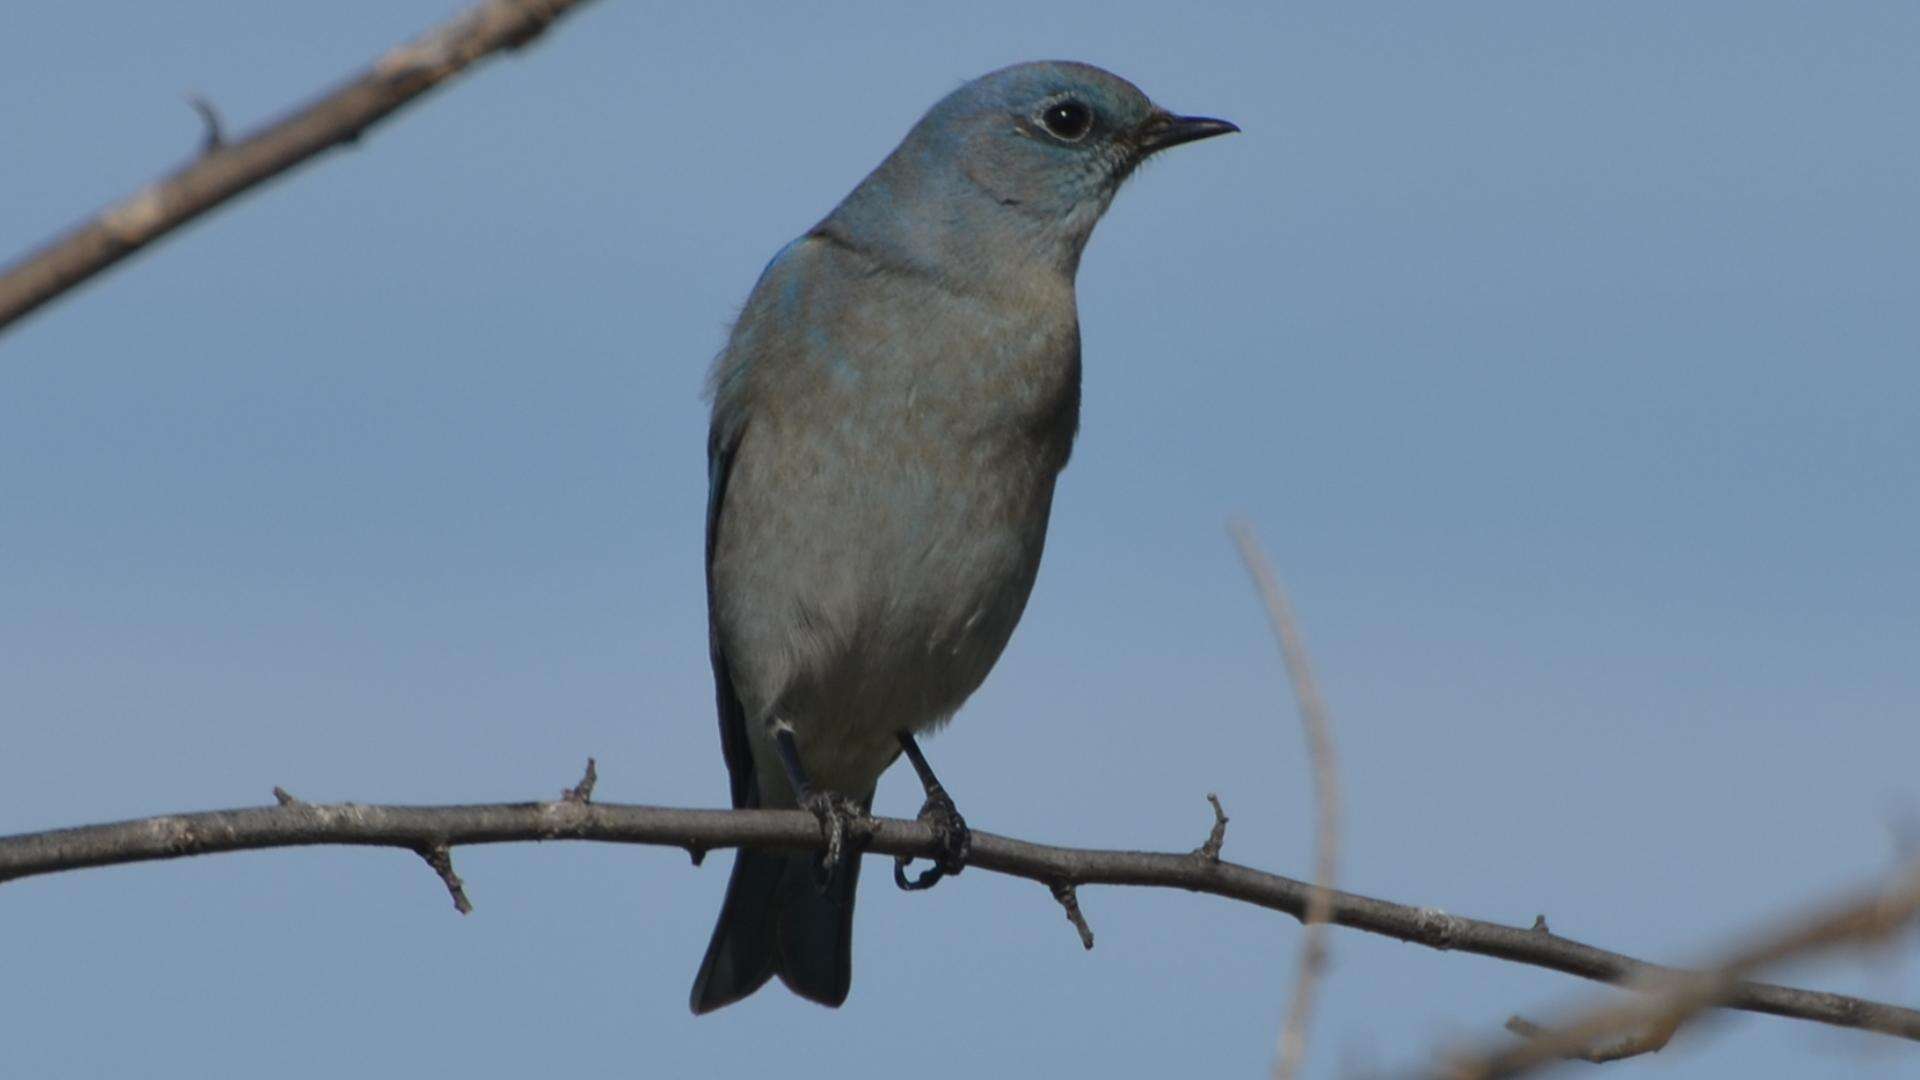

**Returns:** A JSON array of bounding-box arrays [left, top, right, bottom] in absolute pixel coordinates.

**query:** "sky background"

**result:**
[[3, 2, 1917, 1077]]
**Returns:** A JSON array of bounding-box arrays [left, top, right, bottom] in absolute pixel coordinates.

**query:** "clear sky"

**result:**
[[3, 3, 1916, 1077]]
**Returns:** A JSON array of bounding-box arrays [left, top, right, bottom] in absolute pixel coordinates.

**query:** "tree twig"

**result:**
[[2, 785, 1917, 1044], [1195, 793, 1229, 862], [1230, 521, 1343, 1080], [0, 0, 598, 337]]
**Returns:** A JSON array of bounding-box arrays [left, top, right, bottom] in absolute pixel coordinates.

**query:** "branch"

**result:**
[[0, 0, 598, 337], [2, 779, 1917, 1046], [1444, 859, 1920, 1078], [1501, 1014, 1682, 1067], [1231, 522, 1343, 1080]]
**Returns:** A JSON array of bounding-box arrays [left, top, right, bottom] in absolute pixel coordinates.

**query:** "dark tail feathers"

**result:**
[[689, 847, 861, 1014]]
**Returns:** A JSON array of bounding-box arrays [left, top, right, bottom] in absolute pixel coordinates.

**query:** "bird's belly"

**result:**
[[791, 479, 1049, 791], [716, 425, 1060, 798]]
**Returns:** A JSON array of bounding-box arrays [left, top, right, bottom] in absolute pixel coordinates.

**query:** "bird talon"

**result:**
[[893, 784, 971, 892], [893, 855, 945, 891], [798, 790, 863, 892]]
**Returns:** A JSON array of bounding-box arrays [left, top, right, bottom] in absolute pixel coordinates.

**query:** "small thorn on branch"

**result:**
[[1050, 880, 1094, 950], [687, 846, 706, 867], [186, 94, 225, 154], [271, 786, 302, 807], [1531, 914, 1552, 934], [415, 843, 472, 914], [561, 757, 597, 804], [1194, 792, 1229, 862]]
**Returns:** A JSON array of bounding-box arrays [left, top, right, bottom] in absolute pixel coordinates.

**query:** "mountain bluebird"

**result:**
[[691, 60, 1235, 1014]]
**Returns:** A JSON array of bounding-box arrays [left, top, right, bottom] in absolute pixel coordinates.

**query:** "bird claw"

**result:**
[[798, 790, 864, 892], [893, 784, 970, 892]]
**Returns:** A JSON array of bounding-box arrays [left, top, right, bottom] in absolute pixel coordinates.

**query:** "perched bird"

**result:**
[[691, 60, 1235, 1014]]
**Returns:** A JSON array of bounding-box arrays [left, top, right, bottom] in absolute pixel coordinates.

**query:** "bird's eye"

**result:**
[[1040, 100, 1094, 141]]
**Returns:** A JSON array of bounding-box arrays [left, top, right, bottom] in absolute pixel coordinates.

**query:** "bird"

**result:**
[[690, 60, 1236, 1014]]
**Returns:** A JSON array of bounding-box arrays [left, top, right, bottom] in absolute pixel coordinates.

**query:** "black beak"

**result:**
[[1137, 111, 1240, 155]]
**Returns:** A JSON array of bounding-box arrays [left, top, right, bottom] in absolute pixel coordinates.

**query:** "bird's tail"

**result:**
[[689, 845, 861, 1014]]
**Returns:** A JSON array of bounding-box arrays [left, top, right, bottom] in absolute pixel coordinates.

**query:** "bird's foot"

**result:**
[[893, 783, 971, 892], [798, 789, 864, 891]]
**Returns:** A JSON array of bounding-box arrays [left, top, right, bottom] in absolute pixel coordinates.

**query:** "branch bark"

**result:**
[[2, 788, 1917, 1045], [0, 0, 597, 337]]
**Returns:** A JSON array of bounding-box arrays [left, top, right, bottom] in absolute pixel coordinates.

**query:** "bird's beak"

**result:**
[[1136, 111, 1240, 155]]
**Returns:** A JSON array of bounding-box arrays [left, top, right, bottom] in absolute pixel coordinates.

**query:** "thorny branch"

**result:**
[[2, 765, 1917, 1048], [0, 0, 598, 336]]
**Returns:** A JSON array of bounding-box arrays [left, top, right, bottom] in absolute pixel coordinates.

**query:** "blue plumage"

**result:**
[[691, 60, 1235, 1014]]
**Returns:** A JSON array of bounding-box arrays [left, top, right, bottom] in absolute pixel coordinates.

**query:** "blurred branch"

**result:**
[[1230, 522, 1342, 1080], [1500, 1014, 1680, 1066], [3, 770, 1918, 1047], [0, 0, 597, 337], [1442, 859, 1920, 1078]]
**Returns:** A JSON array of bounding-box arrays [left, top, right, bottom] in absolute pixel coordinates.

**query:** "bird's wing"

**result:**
[[703, 236, 820, 810], [705, 411, 757, 810]]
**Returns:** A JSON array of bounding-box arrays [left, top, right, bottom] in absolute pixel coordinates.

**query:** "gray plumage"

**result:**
[[690, 60, 1235, 1014]]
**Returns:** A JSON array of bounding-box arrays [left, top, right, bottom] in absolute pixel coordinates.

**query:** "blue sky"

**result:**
[[3, 2, 1916, 1076]]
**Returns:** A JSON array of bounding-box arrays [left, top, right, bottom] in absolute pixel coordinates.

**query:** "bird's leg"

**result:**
[[773, 721, 861, 890], [892, 732, 971, 892]]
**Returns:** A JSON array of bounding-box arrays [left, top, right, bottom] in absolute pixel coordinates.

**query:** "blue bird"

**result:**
[[691, 60, 1235, 1014]]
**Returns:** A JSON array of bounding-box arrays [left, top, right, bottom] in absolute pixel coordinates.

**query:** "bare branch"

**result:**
[[0, 0, 598, 336], [1444, 860, 1920, 1078], [2, 786, 1916, 1044], [1231, 521, 1343, 1080]]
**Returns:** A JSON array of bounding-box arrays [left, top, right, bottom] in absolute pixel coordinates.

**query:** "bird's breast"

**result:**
[[709, 243, 1082, 790]]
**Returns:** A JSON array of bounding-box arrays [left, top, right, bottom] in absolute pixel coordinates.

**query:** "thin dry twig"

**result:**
[[2, 782, 1917, 1045], [1444, 860, 1920, 1078], [0, 0, 597, 336], [1196, 793, 1230, 862], [1231, 521, 1343, 1080]]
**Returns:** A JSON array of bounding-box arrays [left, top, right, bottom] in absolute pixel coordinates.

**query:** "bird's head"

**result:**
[[825, 61, 1237, 282]]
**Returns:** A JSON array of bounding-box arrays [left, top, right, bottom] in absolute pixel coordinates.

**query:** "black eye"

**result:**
[[1041, 100, 1093, 141]]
